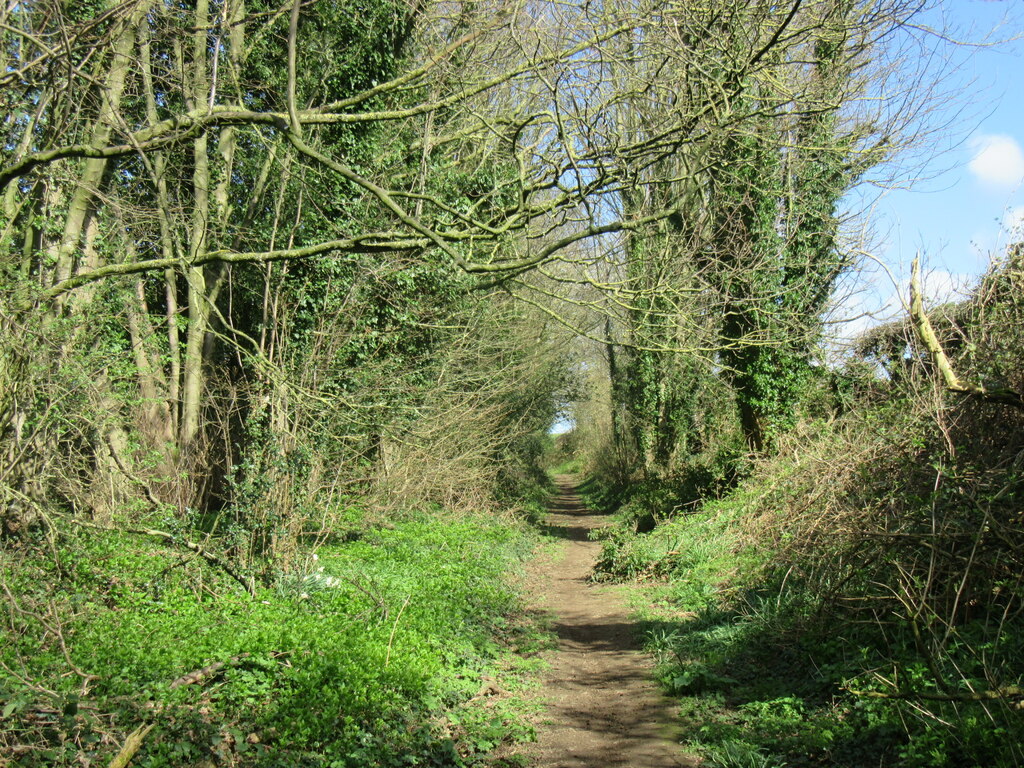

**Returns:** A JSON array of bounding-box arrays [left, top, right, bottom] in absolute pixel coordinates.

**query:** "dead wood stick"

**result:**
[[169, 653, 250, 689], [107, 723, 154, 768], [845, 685, 1023, 704]]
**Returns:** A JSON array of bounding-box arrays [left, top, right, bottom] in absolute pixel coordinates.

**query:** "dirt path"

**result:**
[[523, 476, 696, 768]]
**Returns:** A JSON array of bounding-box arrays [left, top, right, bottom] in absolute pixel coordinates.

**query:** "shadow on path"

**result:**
[[522, 475, 695, 768]]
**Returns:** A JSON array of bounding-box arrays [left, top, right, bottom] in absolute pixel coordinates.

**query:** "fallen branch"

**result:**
[[169, 653, 251, 689], [107, 723, 154, 768], [168, 651, 291, 690], [845, 685, 1024, 705], [909, 256, 1024, 410]]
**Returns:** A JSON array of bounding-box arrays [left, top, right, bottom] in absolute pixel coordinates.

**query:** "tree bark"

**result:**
[[48, 2, 152, 303]]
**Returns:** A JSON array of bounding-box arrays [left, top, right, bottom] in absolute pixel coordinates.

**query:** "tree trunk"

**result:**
[[49, 2, 152, 303], [179, 0, 212, 450]]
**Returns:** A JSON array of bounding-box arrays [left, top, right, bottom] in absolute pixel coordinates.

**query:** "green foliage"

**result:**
[[0, 510, 544, 766], [712, 99, 849, 451], [702, 741, 787, 768], [607, 455, 1024, 768]]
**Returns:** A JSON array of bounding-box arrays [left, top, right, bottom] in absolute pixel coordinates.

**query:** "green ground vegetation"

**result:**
[[1, 506, 550, 767]]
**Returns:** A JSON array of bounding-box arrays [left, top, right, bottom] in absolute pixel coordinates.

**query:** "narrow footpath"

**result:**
[[524, 476, 695, 767]]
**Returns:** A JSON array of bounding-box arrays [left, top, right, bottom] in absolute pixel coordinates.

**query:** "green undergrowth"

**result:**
[[584, 410, 1024, 768], [546, 457, 584, 476], [1, 509, 549, 767], [540, 430, 589, 477], [636, 580, 1024, 768]]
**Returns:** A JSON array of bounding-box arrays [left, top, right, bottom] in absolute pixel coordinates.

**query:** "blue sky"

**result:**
[[839, 0, 1024, 336]]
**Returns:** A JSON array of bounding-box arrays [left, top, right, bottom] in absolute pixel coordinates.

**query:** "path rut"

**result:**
[[524, 475, 696, 768]]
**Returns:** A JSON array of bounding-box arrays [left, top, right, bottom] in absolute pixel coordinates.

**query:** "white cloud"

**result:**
[[968, 134, 1024, 189], [918, 268, 972, 305]]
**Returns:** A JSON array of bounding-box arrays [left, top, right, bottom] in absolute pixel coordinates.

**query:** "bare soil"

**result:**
[[521, 475, 697, 768]]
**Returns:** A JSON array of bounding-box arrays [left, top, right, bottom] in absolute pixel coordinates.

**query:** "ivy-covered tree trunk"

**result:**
[[712, 117, 785, 452], [712, 6, 854, 453]]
